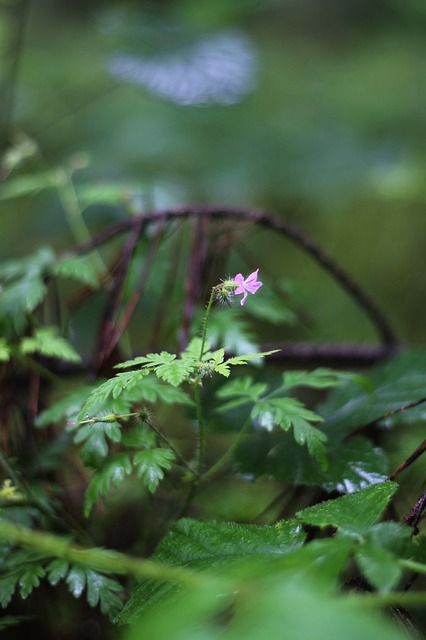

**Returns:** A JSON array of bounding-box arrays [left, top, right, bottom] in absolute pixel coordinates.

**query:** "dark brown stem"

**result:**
[[68, 205, 399, 349], [389, 437, 426, 481], [402, 490, 426, 534]]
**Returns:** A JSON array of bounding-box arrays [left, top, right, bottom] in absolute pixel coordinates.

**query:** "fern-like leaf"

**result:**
[[84, 454, 133, 516], [252, 398, 327, 469], [133, 448, 175, 492], [20, 327, 81, 363]]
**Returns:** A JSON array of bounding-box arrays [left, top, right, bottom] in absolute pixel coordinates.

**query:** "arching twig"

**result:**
[[69, 205, 399, 349]]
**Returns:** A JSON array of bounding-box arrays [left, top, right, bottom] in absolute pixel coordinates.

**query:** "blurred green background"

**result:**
[[2, 0, 426, 345]]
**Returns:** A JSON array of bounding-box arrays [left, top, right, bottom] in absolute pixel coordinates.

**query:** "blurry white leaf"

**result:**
[[108, 31, 257, 106]]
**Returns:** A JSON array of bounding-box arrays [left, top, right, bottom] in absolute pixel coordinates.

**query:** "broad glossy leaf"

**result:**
[[319, 351, 426, 440], [234, 432, 388, 493]]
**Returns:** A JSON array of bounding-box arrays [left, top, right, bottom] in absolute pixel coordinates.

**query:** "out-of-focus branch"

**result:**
[[69, 205, 400, 350]]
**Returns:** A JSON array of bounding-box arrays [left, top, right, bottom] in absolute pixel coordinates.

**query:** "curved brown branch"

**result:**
[[69, 205, 399, 349]]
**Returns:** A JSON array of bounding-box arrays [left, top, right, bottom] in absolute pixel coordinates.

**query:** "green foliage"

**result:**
[[133, 448, 175, 492], [84, 445, 175, 516], [85, 455, 134, 516], [53, 254, 100, 288], [77, 372, 193, 423], [0, 545, 123, 618], [297, 482, 399, 534], [118, 517, 307, 624], [119, 484, 421, 637], [319, 350, 426, 439], [115, 339, 279, 386], [234, 432, 388, 493], [20, 326, 82, 363], [3, 3, 426, 637], [215, 369, 347, 468]]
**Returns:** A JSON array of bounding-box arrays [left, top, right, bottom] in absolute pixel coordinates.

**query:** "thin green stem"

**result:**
[[199, 286, 218, 360], [55, 169, 106, 275], [201, 416, 252, 484], [148, 421, 195, 475], [400, 558, 426, 576], [0, 519, 225, 589], [346, 590, 426, 608], [194, 285, 219, 478], [194, 380, 205, 477]]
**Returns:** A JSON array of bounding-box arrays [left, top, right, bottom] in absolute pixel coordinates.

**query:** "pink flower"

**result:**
[[234, 269, 263, 306]]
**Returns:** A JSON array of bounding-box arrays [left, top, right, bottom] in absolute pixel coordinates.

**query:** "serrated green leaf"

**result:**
[[79, 426, 109, 464], [215, 376, 268, 412], [0, 246, 55, 281], [98, 582, 124, 618], [133, 449, 175, 492], [66, 566, 86, 598], [0, 573, 19, 607], [111, 370, 150, 399], [20, 327, 81, 363], [214, 362, 231, 377], [114, 356, 152, 369], [124, 569, 411, 640], [0, 277, 47, 315], [46, 559, 69, 585], [85, 569, 123, 617], [84, 454, 133, 516], [292, 419, 328, 470], [252, 398, 323, 431], [297, 482, 398, 535], [154, 359, 194, 386], [282, 368, 348, 392], [226, 349, 280, 366], [118, 517, 306, 625], [53, 254, 100, 288], [121, 426, 156, 449], [77, 370, 193, 424], [251, 397, 326, 466], [18, 565, 46, 598]]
